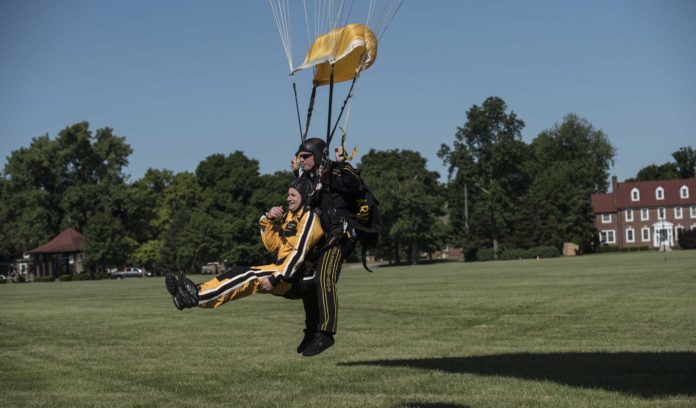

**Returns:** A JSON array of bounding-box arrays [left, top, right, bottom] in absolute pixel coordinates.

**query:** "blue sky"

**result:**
[[1, 0, 695, 183]]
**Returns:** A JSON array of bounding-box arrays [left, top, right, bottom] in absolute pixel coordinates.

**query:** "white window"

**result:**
[[600, 230, 616, 244], [681, 185, 689, 199], [691, 206, 696, 218], [631, 188, 640, 201], [625, 209, 633, 222], [601, 214, 612, 223], [658, 208, 666, 220], [641, 227, 650, 242], [675, 225, 684, 238], [626, 227, 635, 243], [692, 224, 696, 231], [675, 207, 683, 219], [656, 187, 664, 200], [641, 208, 649, 221]]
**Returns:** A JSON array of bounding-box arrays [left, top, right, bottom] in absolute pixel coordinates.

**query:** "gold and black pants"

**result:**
[[301, 240, 352, 335], [197, 266, 290, 308]]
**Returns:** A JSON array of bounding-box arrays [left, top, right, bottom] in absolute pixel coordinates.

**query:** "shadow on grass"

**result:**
[[339, 352, 696, 398]]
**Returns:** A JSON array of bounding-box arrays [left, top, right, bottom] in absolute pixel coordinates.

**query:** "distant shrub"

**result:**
[[34, 276, 56, 283], [73, 273, 93, 281], [499, 248, 528, 260], [463, 247, 478, 262], [90, 271, 109, 280], [476, 248, 496, 262], [597, 245, 621, 253], [528, 246, 560, 258], [57, 274, 73, 282], [624, 246, 651, 252], [678, 229, 696, 249]]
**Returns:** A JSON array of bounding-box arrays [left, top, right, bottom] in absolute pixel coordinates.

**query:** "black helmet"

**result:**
[[297, 137, 326, 165], [289, 176, 314, 206]]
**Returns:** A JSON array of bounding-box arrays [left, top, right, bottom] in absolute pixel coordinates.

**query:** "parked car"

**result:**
[[110, 267, 144, 279], [201, 262, 224, 274]]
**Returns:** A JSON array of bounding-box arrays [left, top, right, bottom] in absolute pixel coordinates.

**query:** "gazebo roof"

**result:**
[[28, 228, 86, 254]]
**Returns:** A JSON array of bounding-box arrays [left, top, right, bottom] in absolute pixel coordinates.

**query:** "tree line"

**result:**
[[2, 96, 692, 272]]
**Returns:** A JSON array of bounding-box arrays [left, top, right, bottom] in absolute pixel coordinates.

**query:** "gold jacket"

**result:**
[[254, 207, 324, 281]]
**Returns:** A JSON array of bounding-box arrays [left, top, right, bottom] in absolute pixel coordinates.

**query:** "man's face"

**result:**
[[298, 152, 315, 171], [287, 187, 302, 212]]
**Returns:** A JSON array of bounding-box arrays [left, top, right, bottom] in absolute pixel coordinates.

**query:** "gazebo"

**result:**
[[28, 228, 86, 277]]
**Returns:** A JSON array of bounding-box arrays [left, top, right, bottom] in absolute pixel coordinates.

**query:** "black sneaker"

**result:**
[[179, 274, 199, 302], [166, 272, 199, 310], [296, 330, 316, 354], [172, 292, 189, 310], [302, 332, 335, 357], [165, 272, 178, 296]]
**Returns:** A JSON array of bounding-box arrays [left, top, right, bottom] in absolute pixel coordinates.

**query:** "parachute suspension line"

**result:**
[[303, 85, 318, 141], [302, 0, 312, 44], [314, 0, 355, 61], [291, 76, 304, 141], [376, 0, 404, 41], [329, 73, 359, 146], [341, 0, 356, 29], [366, 0, 375, 29], [329, 0, 343, 57], [365, 0, 404, 41], [269, 0, 294, 72], [372, 0, 390, 37], [330, 0, 355, 63], [341, 90, 354, 136], [339, 96, 357, 161], [319, 0, 327, 40], [326, 64, 335, 149], [331, 0, 347, 34]]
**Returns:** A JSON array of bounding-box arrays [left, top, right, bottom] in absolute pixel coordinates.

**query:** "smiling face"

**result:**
[[298, 152, 315, 171], [287, 187, 302, 212]]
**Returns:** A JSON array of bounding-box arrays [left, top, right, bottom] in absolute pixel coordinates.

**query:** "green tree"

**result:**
[[156, 172, 203, 272], [360, 149, 447, 264], [524, 114, 615, 250], [131, 239, 163, 273], [160, 208, 192, 273], [195, 152, 267, 265], [633, 146, 694, 181], [83, 212, 133, 272], [0, 122, 134, 266], [672, 146, 696, 179], [1, 135, 61, 255], [128, 168, 175, 273], [635, 163, 679, 181], [439, 96, 529, 258], [251, 171, 294, 214]]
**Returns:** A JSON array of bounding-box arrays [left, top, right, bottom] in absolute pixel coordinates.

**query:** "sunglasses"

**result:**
[[298, 153, 313, 159]]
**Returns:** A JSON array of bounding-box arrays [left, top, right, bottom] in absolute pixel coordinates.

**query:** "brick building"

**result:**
[[591, 177, 696, 249]]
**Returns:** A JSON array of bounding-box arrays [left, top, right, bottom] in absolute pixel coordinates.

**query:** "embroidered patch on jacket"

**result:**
[[282, 220, 298, 237]]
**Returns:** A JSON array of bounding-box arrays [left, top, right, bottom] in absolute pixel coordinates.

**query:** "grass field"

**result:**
[[1, 251, 695, 407]]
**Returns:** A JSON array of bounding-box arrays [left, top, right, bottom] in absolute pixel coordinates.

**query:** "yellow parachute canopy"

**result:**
[[294, 23, 378, 86]]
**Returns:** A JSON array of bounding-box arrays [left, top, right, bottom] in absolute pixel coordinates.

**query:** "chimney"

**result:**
[[611, 175, 618, 192]]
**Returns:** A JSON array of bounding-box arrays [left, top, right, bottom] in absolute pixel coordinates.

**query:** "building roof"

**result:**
[[28, 228, 86, 254], [615, 178, 696, 209], [592, 177, 696, 214], [591, 193, 616, 213]]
